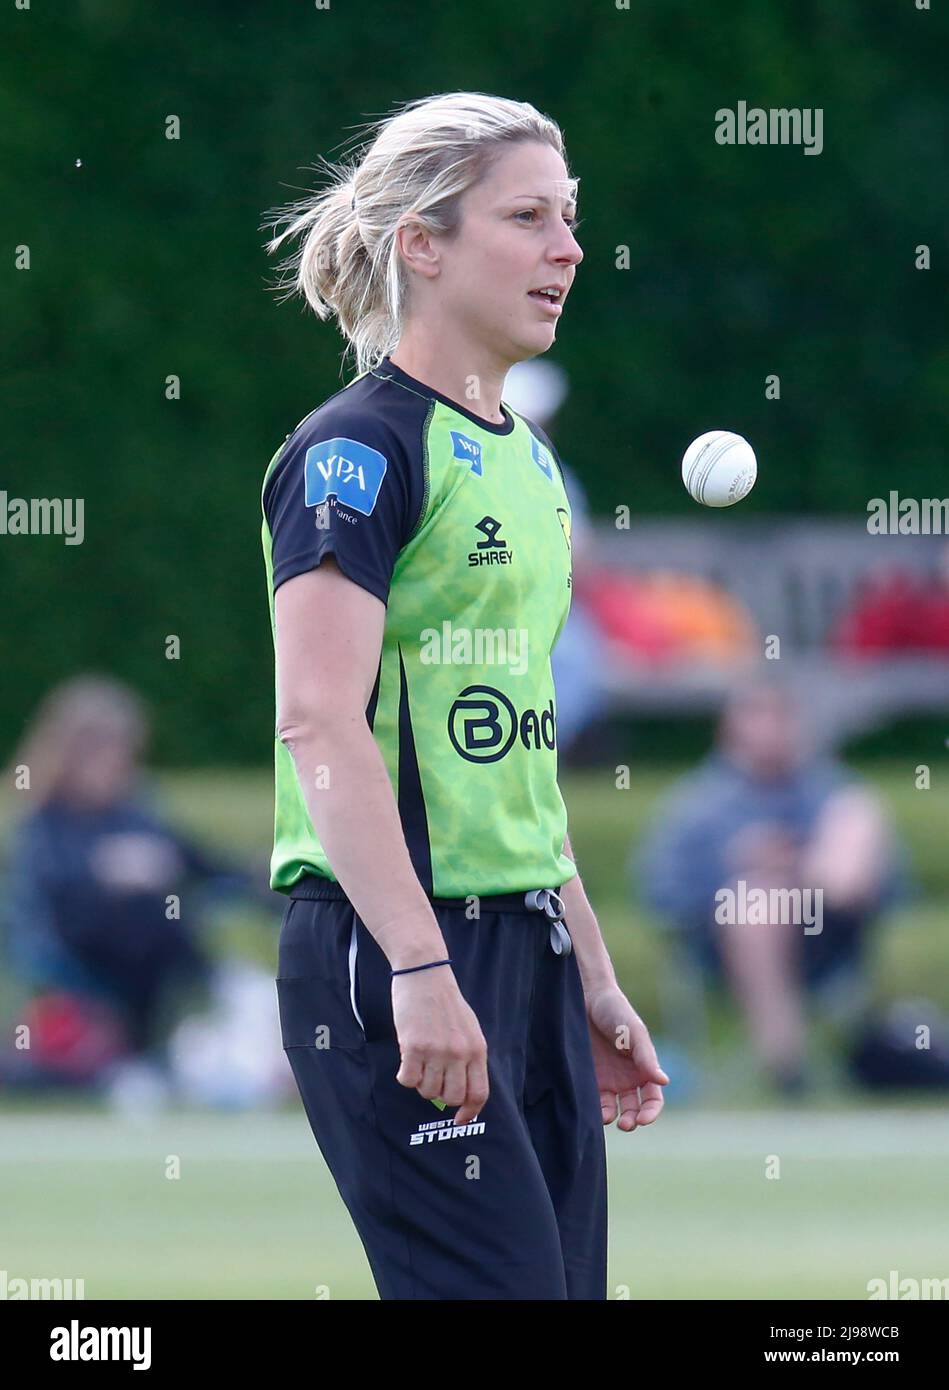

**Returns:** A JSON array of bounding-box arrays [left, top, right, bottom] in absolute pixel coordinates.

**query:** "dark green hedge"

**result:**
[[2, 0, 946, 762]]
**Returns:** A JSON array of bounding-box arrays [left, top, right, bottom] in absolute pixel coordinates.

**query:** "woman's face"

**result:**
[[425, 140, 583, 365], [60, 728, 139, 808], [721, 691, 802, 778]]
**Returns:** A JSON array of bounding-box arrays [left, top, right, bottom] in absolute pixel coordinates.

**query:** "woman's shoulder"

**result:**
[[281, 366, 431, 464], [264, 369, 429, 514]]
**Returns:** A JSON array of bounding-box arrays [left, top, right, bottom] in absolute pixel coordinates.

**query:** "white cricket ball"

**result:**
[[681, 430, 757, 507]]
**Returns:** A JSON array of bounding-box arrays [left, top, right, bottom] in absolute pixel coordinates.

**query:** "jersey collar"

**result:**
[[373, 356, 517, 436]]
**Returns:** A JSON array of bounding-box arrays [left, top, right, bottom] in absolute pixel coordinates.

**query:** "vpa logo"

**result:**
[[304, 437, 388, 517], [448, 684, 556, 763], [451, 430, 483, 476]]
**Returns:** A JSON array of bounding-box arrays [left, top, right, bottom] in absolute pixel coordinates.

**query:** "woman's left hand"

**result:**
[[584, 984, 669, 1131]]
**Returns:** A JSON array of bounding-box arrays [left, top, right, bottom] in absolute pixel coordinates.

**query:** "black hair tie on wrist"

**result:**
[[391, 958, 452, 977]]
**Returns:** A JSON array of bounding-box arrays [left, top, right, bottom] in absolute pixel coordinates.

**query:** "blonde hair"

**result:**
[[6, 674, 149, 811], [263, 91, 575, 376]]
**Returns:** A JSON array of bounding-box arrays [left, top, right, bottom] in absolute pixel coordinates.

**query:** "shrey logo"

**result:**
[[468, 515, 512, 566], [447, 684, 556, 763]]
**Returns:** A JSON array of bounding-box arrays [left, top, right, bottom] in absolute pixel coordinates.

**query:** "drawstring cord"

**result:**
[[524, 888, 572, 956]]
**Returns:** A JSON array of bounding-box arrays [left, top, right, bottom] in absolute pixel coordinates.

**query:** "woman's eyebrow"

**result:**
[[510, 193, 578, 212]]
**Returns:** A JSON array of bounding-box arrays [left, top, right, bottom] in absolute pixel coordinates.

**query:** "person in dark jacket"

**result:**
[[2, 675, 262, 1082]]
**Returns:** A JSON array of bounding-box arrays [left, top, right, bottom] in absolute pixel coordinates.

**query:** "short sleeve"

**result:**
[[263, 412, 423, 606]]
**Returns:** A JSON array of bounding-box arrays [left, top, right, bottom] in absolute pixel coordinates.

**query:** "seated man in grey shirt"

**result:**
[[634, 677, 905, 1093]]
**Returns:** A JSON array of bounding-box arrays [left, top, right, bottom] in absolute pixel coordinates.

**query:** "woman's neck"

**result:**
[[388, 334, 508, 426]]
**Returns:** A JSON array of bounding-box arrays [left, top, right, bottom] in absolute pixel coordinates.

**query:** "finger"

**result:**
[[630, 1034, 670, 1087], [455, 1054, 489, 1127], [631, 1037, 670, 1085], [395, 1047, 424, 1090], [631, 1082, 665, 1127], [616, 1088, 641, 1131], [417, 1059, 446, 1102], [600, 1090, 619, 1125], [440, 1057, 469, 1108]]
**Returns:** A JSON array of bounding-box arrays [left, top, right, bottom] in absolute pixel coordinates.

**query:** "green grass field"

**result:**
[[2, 1107, 947, 1299], [140, 760, 949, 1025], [1, 762, 946, 1299]]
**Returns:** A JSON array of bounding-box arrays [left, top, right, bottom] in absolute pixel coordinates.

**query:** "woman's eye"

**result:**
[[515, 209, 581, 231]]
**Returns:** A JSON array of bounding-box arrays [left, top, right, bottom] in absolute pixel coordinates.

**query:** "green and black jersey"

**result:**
[[261, 354, 577, 898]]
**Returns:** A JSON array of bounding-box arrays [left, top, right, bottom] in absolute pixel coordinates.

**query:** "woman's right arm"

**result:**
[[274, 557, 489, 1124]]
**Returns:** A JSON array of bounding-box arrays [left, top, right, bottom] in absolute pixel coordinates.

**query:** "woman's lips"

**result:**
[[527, 291, 563, 315]]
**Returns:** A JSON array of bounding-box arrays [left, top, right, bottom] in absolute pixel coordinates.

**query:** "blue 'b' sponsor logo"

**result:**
[[450, 431, 483, 476], [304, 437, 387, 516], [531, 435, 553, 481]]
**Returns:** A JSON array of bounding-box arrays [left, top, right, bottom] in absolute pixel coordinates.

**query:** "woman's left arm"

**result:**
[[561, 831, 669, 1129], [559, 831, 617, 997]]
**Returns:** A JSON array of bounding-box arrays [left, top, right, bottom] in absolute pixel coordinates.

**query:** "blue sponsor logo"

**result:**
[[531, 435, 553, 481], [450, 430, 483, 476], [304, 437, 387, 516]]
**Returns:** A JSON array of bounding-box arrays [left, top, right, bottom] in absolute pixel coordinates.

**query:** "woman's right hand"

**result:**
[[390, 968, 489, 1126]]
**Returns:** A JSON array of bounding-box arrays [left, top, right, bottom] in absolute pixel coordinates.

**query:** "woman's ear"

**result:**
[[395, 220, 441, 280]]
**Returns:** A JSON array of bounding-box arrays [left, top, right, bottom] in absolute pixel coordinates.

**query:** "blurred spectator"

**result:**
[[1, 675, 266, 1093], [831, 544, 949, 655], [633, 676, 907, 1093], [504, 358, 612, 754]]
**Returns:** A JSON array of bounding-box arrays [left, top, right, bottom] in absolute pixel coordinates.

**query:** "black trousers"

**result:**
[[276, 878, 608, 1300]]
